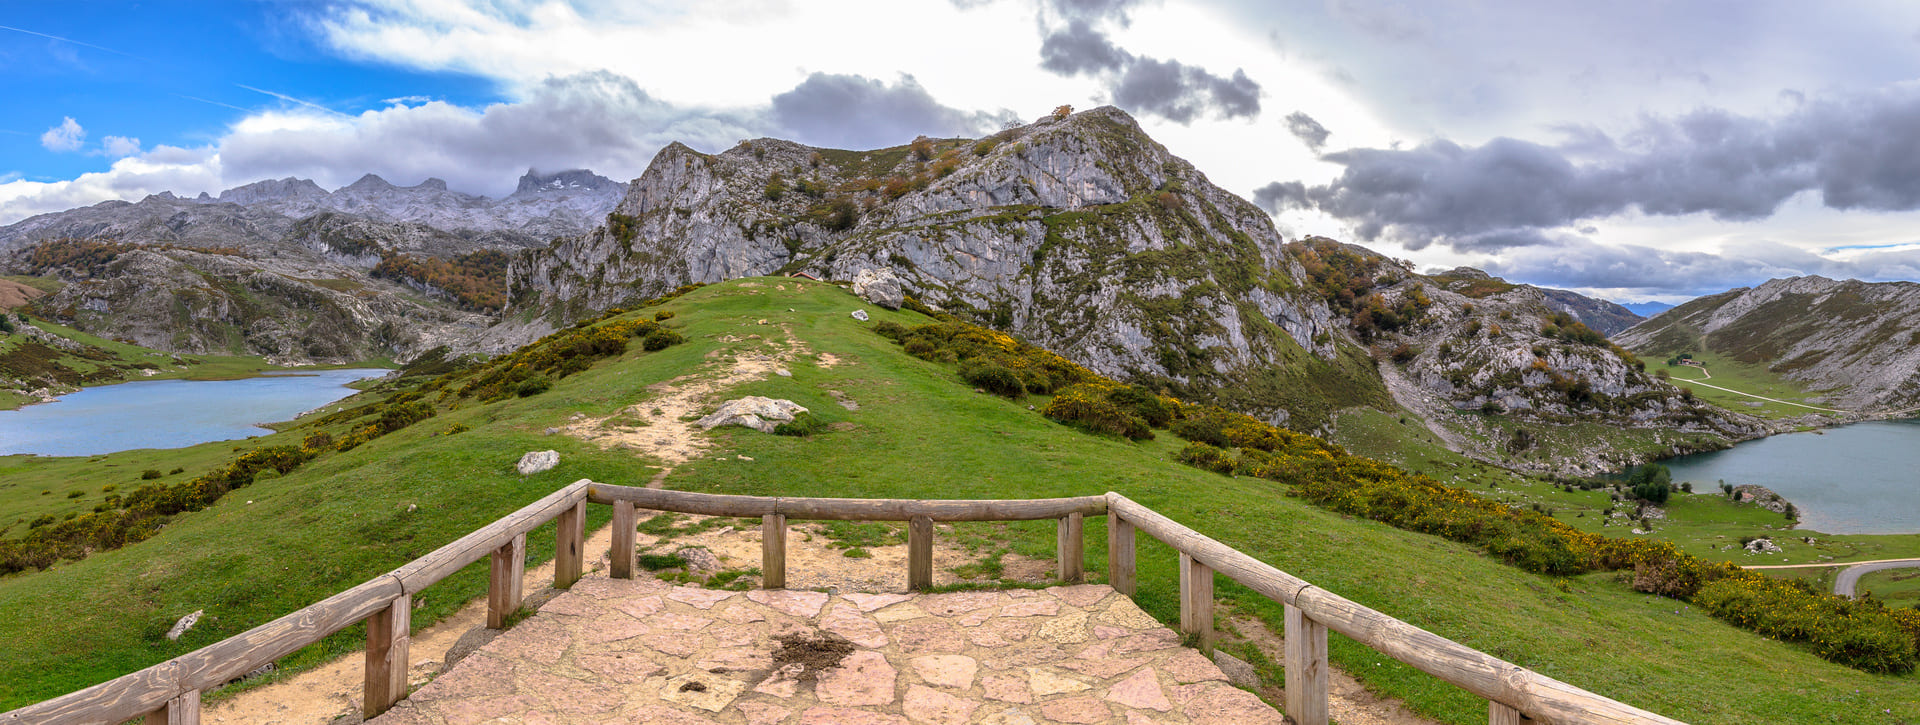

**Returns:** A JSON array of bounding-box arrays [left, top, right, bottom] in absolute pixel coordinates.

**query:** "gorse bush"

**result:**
[[882, 313, 1920, 673]]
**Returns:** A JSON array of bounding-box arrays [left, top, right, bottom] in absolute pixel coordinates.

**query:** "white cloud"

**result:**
[[40, 117, 86, 152], [100, 135, 142, 158]]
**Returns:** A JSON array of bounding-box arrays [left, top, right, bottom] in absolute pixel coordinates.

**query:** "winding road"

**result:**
[[1834, 559, 1920, 598]]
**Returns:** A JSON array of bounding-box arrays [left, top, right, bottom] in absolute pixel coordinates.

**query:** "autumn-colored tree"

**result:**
[[1051, 104, 1073, 120]]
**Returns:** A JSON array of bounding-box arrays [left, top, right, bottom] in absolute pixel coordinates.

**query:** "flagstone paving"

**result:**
[[366, 575, 1283, 724]]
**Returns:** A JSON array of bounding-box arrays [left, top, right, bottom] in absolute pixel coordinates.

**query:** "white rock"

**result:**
[[850, 309, 870, 321], [698, 396, 808, 433], [517, 450, 560, 475], [166, 610, 203, 641], [852, 268, 905, 310]]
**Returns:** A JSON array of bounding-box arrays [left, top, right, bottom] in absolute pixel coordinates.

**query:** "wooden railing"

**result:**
[[2, 482, 1684, 725]]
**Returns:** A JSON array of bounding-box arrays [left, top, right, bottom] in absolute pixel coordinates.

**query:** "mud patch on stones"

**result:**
[[771, 631, 857, 680]]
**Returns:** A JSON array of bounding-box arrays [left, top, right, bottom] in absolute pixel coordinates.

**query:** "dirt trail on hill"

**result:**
[[205, 291, 1435, 724]]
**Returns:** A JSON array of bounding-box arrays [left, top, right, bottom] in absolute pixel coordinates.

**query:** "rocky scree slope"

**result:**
[[1290, 241, 1761, 475], [506, 106, 1379, 426], [1615, 275, 1920, 411]]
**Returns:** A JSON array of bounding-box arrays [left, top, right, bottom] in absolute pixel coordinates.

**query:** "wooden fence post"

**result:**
[[555, 499, 585, 589], [610, 500, 636, 579], [1179, 552, 1214, 653], [1056, 512, 1084, 583], [363, 595, 410, 719], [488, 533, 525, 629], [1285, 603, 1329, 725], [1107, 514, 1135, 595], [143, 690, 199, 725], [1489, 702, 1534, 724], [908, 515, 934, 591], [762, 513, 787, 589]]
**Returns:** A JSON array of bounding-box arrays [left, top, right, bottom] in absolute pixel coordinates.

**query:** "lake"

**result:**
[[0, 368, 388, 457], [1658, 419, 1920, 535]]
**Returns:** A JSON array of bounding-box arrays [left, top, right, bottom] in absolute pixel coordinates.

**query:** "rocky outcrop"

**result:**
[[698, 397, 808, 434], [1615, 276, 1920, 411], [507, 107, 1371, 425], [852, 268, 903, 310]]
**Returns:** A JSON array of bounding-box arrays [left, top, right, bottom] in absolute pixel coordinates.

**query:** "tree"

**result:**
[[1051, 104, 1073, 120]]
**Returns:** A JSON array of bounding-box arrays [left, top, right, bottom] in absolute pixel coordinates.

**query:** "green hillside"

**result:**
[[2, 278, 1916, 723]]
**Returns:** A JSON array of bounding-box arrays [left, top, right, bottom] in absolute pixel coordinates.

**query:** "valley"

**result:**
[[4, 108, 1920, 724]]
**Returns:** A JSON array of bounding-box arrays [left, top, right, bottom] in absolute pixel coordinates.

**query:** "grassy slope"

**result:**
[[1, 279, 1916, 722], [1660, 351, 1837, 419]]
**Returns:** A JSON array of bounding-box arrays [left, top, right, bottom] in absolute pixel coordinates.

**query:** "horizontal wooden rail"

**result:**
[[586, 483, 1107, 521], [391, 482, 590, 594], [1106, 493, 1683, 725]]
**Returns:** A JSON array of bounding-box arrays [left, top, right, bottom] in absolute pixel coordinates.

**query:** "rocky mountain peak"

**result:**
[[416, 178, 449, 191], [345, 174, 395, 192], [215, 177, 328, 206], [514, 168, 622, 195]]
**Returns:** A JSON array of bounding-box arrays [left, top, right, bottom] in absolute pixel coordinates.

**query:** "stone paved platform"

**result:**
[[367, 575, 1284, 724]]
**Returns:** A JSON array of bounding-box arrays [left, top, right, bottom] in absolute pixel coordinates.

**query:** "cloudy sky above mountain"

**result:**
[[6, 1, 1920, 301]]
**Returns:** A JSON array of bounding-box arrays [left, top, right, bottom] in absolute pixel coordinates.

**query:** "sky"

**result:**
[[8, 1, 1920, 303]]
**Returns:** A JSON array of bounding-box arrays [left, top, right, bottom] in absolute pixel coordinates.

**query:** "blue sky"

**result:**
[[10, 0, 1920, 303]]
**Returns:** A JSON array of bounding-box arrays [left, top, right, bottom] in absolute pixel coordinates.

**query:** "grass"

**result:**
[[3, 278, 1919, 723], [1658, 351, 1835, 418], [1857, 568, 1920, 606]]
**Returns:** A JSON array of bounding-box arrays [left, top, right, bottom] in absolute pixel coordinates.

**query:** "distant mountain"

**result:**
[[206, 169, 627, 239], [1615, 275, 1920, 411], [1620, 301, 1675, 317]]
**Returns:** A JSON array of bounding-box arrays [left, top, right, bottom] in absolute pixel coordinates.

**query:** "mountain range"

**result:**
[[8, 106, 1888, 473]]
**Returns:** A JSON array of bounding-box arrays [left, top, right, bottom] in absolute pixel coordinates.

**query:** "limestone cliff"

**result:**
[[507, 107, 1376, 426]]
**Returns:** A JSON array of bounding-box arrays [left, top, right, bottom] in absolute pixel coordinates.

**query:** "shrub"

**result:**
[[1171, 416, 1230, 448], [1107, 386, 1174, 427], [1175, 442, 1235, 474], [642, 328, 684, 351], [140, 469, 163, 480], [871, 320, 908, 340], [654, 310, 676, 321], [773, 412, 828, 437], [301, 430, 334, 452], [959, 360, 1025, 398], [1042, 383, 1152, 440], [514, 376, 552, 397], [638, 554, 687, 571], [442, 422, 471, 435]]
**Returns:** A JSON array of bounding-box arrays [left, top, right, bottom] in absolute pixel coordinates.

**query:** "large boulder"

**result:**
[[517, 450, 559, 475], [698, 396, 808, 433], [852, 268, 904, 310]]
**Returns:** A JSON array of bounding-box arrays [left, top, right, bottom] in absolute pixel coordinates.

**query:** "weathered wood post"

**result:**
[[762, 513, 787, 589], [1179, 551, 1214, 653], [610, 500, 636, 579], [487, 533, 526, 629], [1056, 512, 1084, 583], [1107, 513, 1135, 595], [1489, 702, 1534, 725], [363, 595, 410, 719], [908, 515, 934, 591], [554, 499, 585, 589], [1285, 603, 1329, 725], [143, 691, 199, 725]]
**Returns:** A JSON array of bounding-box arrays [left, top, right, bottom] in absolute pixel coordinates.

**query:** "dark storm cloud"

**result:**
[[1251, 180, 1306, 213], [769, 73, 1007, 149], [1039, 20, 1130, 75], [1044, 0, 1145, 23], [1036, 21, 1262, 124], [1273, 87, 1920, 253], [1283, 111, 1330, 151]]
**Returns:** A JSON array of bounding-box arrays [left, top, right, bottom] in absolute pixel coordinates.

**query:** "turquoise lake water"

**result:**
[[1658, 419, 1920, 535], [0, 368, 387, 457]]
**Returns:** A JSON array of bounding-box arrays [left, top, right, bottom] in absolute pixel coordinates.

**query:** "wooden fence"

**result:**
[[2, 481, 1685, 725]]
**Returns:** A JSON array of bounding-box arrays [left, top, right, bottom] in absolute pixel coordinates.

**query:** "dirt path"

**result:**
[[1670, 366, 1847, 414], [204, 303, 1434, 723]]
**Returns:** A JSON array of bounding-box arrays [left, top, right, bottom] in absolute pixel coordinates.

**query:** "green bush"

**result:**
[[959, 360, 1025, 398], [654, 310, 675, 321], [1175, 442, 1235, 474], [638, 554, 687, 571], [1695, 577, 1916, 673], [642, 329, 684, 352], [1041, 383, 1152, 440], [871, 320, 908, 340], [139, 469, 162, 480], [514, 376, 552, 397]]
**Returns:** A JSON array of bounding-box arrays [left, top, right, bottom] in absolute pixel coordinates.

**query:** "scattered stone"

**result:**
[[697, 396, 809, 433], [165, 609, 203, 641], [775, 368, 792, 377], [543, 427, 558, 435], [851, 309, 870, 321], [676, 547, 723, 572], [441, 626, 502, 672], [516, 450, 559, 475], [1744, 537, 1784, 554], [852, 268, 905, 309]]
